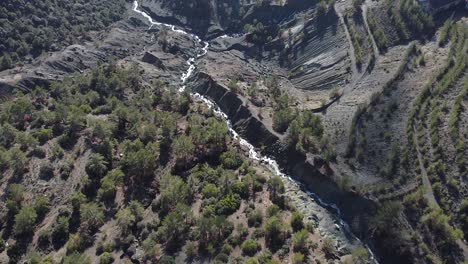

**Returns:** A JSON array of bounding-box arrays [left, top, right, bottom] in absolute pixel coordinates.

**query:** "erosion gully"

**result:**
[[132, 1, 378, 262]]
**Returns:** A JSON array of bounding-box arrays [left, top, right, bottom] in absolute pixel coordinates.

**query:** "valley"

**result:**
[[0, 0, 466, 263]]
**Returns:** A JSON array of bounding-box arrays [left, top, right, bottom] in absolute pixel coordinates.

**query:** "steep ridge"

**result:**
[[140, 0, 318, 38], [0, 14, 197, 93]]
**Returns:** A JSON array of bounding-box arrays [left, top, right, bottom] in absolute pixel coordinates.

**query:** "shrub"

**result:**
[[305, 222, 315, 234], [62, 253, 91, 264], [322, 238, 336, 258], [351, 246, 369, 263], [267, 204, 281, 217], [246, 257, 260, 264], [99, 252, 113, 264], [292, 252, 305, 264], [39, 162, 54, 180], [242, 239, 260, 256]]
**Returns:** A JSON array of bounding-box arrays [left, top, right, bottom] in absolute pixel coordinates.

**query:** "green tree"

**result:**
[[6, 183, 24, 215], [0, 54, 13, 70], [98, 169, 124, 200], [206, 118, 228, 150], [173, 135, 195, 163], [159, 174, 189, 214], [216, 192, 241, 215], [116, 208, 135, 235], [80, 202, 105, 231], [121, 140, 157, 179], [34, 196, 50, 219], [14, 206, 37, 236], [52, 216, 70, 246], [265, 216, 284, 250], [156, 204, 193, 251], [8, 146, 28, 173], [197, 216, 233, 249], [142, 236, 162, 261], [220, 147, 243, 169], [184, 241, 198, 260], [202, 183, 220, 199], [267, 176, 284, 204], [85, 153, 108, 178]]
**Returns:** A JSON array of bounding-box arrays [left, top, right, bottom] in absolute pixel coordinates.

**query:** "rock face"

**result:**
[[140, 0, 318, 39], [285, 10, 351, 92], [142, 52, 165, 69]]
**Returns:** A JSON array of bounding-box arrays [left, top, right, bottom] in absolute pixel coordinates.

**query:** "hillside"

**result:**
[[0, 0, 467, 263]]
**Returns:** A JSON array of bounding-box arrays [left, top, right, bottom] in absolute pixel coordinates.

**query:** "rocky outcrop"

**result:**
[[0, 17, 195, 92]]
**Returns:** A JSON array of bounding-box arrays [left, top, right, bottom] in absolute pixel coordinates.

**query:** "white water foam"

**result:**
[[132, 1, 378, 262]]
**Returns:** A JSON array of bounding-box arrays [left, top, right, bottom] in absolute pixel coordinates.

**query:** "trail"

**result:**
[[132, 1, 379, 262], [362, 0, 380, 59], [413, 126, 468, 259]]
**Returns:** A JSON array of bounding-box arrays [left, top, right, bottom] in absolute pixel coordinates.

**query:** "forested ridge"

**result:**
[[0, 0, 126, 70]]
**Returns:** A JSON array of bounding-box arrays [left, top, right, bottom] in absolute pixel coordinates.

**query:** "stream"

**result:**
[[132, 1, 377, 262]]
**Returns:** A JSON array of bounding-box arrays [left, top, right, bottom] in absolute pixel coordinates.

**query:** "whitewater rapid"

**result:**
[[132, 1, 377, 262]]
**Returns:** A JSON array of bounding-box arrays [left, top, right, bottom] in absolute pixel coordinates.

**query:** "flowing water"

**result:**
[[132, 1, 378, 262]]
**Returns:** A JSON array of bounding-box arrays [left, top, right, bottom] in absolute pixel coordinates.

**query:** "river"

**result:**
[[132, 1, 378, 262]]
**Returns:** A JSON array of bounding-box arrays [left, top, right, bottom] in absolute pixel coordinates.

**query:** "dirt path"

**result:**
[[335, 4, 359, 94], [361, 0, 380, 59], [412, 126, 439, 207]]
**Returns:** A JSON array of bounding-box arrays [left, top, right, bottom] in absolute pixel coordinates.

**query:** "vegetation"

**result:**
[[344, 15, 365, 67], [0, 0, 125, 69], [367, 9, 388, 51], [385, 0, 433, 41], [0, 61, 338, 262], [244, 20, 278, 45]]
